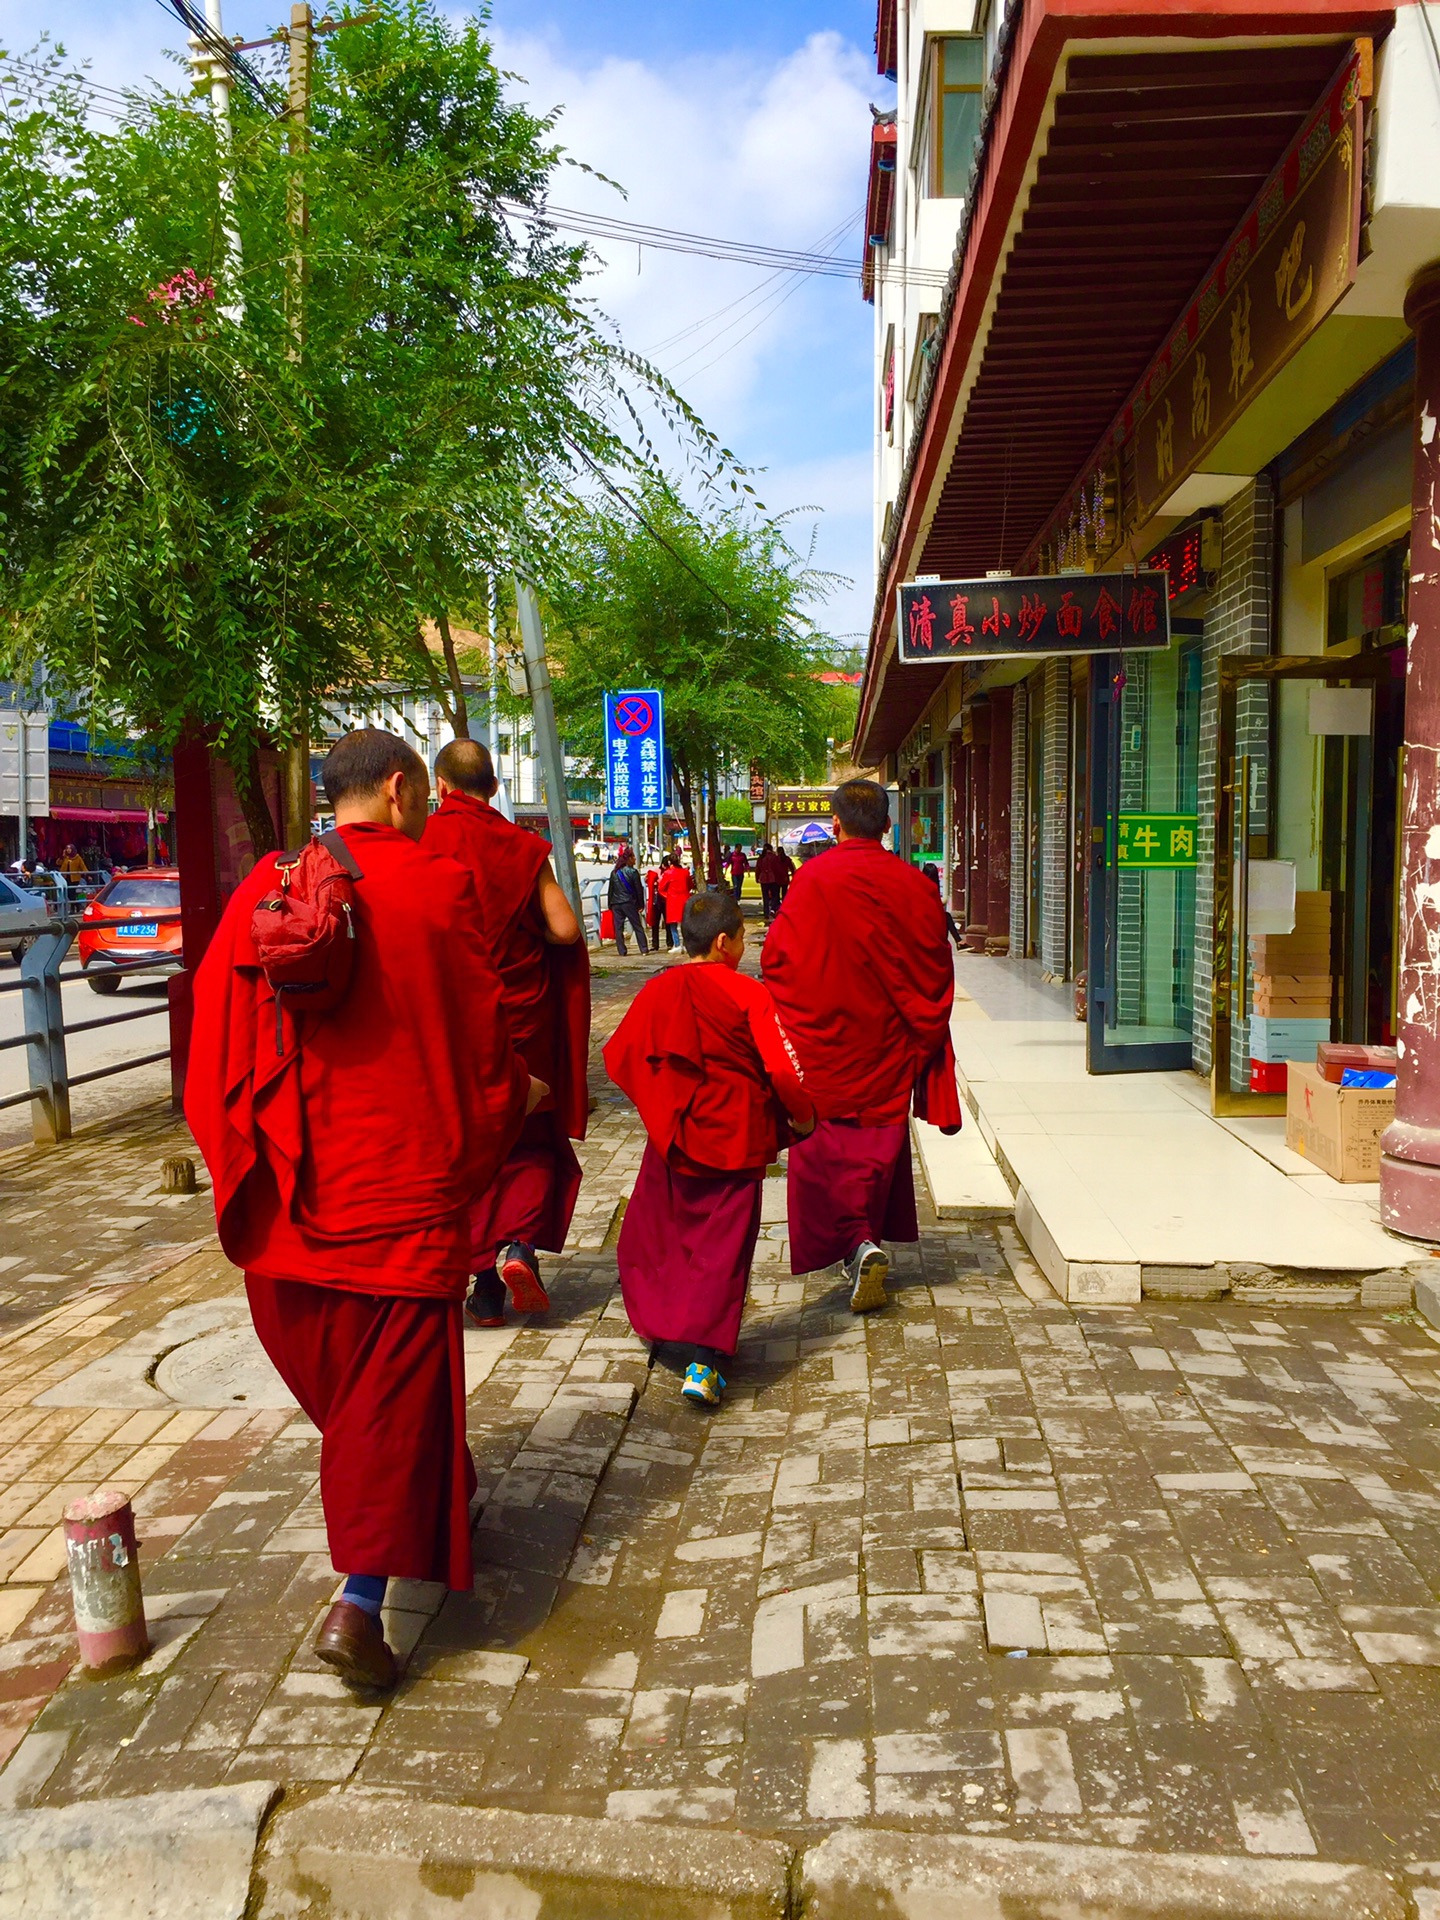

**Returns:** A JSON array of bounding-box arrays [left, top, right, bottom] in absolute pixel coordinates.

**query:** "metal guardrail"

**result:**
[[0, 921, 174, 1142]]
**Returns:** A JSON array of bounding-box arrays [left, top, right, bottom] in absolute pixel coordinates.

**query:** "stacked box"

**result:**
[[1249, 892, 1332, 1065]]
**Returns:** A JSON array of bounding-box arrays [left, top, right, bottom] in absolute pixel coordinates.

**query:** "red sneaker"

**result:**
[[500, 1241, 549, 1314]]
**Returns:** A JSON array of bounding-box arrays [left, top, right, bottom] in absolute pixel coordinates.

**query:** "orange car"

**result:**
[[78, 867, 183, 994]]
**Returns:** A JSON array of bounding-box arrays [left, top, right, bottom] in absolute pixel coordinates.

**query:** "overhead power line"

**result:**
[[154, 0, 284, 110], [502, 199, 951, 289]]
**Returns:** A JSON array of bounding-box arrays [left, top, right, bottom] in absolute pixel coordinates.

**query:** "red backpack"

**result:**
[[250, 829, 363, 1053]]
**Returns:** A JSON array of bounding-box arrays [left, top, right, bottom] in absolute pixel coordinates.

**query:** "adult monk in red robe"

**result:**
[[186, 729, 538, 1691], [422, 737, 589, 1324], [605, 891, 814, 1409], [762, 777, 961, 1314]]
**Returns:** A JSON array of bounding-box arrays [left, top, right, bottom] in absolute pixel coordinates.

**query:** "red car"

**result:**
[[79, 868, 183, 994]]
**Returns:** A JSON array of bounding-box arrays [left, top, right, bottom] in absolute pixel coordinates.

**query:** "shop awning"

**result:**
[[49, 806, 163, 823], [859, 7, 1384, 764]]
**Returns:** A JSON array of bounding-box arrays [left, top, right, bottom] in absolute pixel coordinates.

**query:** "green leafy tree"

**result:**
[[545, 476, 843, 870], [0, 7, 716, 855]]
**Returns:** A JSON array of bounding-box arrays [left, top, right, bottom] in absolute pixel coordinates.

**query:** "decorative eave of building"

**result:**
[[862, 114, 898, 304], [854, 0, 1394, 769], [876, 0, 898, 80]]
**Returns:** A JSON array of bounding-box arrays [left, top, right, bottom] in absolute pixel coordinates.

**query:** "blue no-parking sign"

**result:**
[[604, 688, 666, 815]]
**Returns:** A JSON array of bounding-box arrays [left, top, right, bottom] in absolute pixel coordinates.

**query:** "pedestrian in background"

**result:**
[[763, 778, 960, 1316], [57, 844, 86, 882], [608, 847, 648, 955], [604, 889, 814, 1410], [922, 862, 964, 950], [423, 737, 590, 1330], [658, 853, 690, 949], [754, 843, 793, 923], [646, 859, 665, 948], [725, 845, 749, 894], [186, 728, 537, 1691]]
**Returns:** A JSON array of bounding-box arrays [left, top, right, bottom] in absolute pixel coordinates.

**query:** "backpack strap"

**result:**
[[318, 828, 364, 880]]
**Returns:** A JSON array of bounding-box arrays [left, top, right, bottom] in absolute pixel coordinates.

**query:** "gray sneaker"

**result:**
[[846, 1240, 889, 1314]]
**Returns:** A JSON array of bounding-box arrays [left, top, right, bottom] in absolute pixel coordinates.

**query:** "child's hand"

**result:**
[[525, 1077, 551, 1114], [792, 1113, 816, 1138]]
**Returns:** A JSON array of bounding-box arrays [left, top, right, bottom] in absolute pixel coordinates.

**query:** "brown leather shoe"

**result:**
[[315, 1600, 398, 1691]]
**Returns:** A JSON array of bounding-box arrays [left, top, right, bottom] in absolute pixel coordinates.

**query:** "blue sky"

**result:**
[[10, 1, 885, 642]]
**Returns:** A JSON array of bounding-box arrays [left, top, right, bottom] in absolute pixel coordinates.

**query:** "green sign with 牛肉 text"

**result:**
[[1118, 813, 1197, 869]]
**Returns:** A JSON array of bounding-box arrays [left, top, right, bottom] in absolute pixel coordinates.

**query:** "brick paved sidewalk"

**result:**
[[5, 961, 1440, 1880]]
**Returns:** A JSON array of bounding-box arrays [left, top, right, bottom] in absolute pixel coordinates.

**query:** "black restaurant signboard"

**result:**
[[896, 571, 1171, 664]]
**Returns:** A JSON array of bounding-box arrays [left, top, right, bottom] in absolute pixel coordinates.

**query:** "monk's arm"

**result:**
[[537, 861, 581, 945], [746, 1000, 815, 1134]]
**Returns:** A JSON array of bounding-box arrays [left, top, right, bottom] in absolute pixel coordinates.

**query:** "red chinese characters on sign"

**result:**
[[908, 593, 935, 651], [945, 594, 976, 647], [895, 572, 1170, 661], [1094, 586, 1121, 642], [1017, 593, 1048, 642], [982, 597, 1011, 639], [1128, 586, 1159, 637]]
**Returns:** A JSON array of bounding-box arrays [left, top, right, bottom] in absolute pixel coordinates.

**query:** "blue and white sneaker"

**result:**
[[681, 1362, 726, 1408]]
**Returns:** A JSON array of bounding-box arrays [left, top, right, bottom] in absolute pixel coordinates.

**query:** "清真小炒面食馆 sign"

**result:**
[[896, 572, 1171, 663], [603, 689, 666, 815]]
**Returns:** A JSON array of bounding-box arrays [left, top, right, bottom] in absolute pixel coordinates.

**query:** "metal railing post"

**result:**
[[22, 923, 75, 1144]]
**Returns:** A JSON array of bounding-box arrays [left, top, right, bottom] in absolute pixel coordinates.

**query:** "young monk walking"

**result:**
[[604, 891, 814, 1408], [762, 777, 960, 1314], [422, 737, 589, 1325], [187, 730, 538, 1690]]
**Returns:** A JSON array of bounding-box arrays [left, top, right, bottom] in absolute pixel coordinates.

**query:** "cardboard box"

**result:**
[[1286, 1061, 1394, 1182], [1249, 936, 1332, 971], [1249, 1015, 1331, 1062], [1253, 997, 1332, 1019], [1292, 891, 1332, 929]]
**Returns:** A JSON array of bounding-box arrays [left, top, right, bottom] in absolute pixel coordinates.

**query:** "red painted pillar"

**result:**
[[964, 705, 991, 949], [987, 687, 1013, 953], [168, 729, 224, 1111], [951, 742, 969, 925], [1381, 265, 1440, 1238]]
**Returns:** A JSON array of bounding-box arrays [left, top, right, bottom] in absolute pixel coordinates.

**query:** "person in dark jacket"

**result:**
[[608, 849, 648, 955], [754, 844, 795, 923]]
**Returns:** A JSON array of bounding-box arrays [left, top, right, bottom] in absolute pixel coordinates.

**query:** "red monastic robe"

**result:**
[[186, 821, 530, 1586], [604, 963, 813, 1352], [422, 790, 590, 1259], [761, 835, 960, 1273]]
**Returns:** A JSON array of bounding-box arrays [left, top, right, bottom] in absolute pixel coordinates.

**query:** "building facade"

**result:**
[[859, 0, 1440, 1231]]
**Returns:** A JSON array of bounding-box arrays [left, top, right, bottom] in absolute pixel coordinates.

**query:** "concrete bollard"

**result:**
[[161, 1153, 198, 1195], [63, 1487, 150, 1674]]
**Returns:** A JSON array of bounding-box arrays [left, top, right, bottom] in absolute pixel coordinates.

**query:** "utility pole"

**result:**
[[280, 1, 313, 847], [513, 578, 581, 918], [192, 0, 244, 321]]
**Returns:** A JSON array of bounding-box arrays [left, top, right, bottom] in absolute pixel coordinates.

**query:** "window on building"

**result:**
[[931, 38, 983, 199], [1326, 537, 1408, 650], [907, 313, 939, 399]]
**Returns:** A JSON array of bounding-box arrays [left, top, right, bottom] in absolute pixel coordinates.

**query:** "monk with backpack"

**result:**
[[186, 729, 540, 1691]]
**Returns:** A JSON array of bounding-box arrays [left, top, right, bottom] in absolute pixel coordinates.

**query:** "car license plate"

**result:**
[[118, 923, 159, 938]]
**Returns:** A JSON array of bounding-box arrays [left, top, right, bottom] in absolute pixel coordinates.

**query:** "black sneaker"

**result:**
[[499, 1241, 549, 1314]]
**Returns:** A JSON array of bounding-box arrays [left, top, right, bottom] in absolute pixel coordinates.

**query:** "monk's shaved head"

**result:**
[[322, 728, 427, 807], [832, 778, 889, 840], [682, 889, 743, 956], [435, 736, 498, 798]]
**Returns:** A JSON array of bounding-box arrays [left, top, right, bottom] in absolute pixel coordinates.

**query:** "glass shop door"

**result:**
[[1086, 632, 1202, 1073]]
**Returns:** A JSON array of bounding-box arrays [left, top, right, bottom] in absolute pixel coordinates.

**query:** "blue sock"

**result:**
[[342, 1573, 387, 1616]]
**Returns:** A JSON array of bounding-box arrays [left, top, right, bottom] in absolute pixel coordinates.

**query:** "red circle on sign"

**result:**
[[614, 696, 653, 735]]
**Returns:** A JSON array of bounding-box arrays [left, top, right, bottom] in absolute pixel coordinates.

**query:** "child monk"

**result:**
[[603, 890, 815, 1408]]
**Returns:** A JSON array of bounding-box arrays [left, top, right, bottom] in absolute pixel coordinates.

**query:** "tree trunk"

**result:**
[[229, 737, 280, 864], [706, 762, 724, 884], [672, 761, 702, 877], [434, 609, 471, 738]]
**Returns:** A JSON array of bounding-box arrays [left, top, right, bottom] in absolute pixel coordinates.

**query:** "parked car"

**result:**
[[78, 868, 182, 993], [0, 871, 50, 964]]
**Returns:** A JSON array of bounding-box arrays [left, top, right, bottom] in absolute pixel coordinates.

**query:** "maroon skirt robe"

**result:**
[[786, 1117, 918, 1275], [247, 1274, 476, 1589], [617, 1142, 763, 1355]]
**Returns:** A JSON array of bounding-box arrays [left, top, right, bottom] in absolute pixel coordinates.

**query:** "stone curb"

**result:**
[[254, 1791, 794, 1918], [0, 1780, 280, 1920], [800, 1829, 1410, 1920]]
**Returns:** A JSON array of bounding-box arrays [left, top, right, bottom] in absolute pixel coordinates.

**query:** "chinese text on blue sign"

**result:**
[[604, 689, 667, 815]]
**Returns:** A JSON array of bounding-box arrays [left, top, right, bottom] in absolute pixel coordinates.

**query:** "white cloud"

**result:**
[[491, 26, 879, 635]]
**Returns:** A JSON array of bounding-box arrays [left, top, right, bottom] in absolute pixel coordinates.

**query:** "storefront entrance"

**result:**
[[1086, 632, 1201, 1073]]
